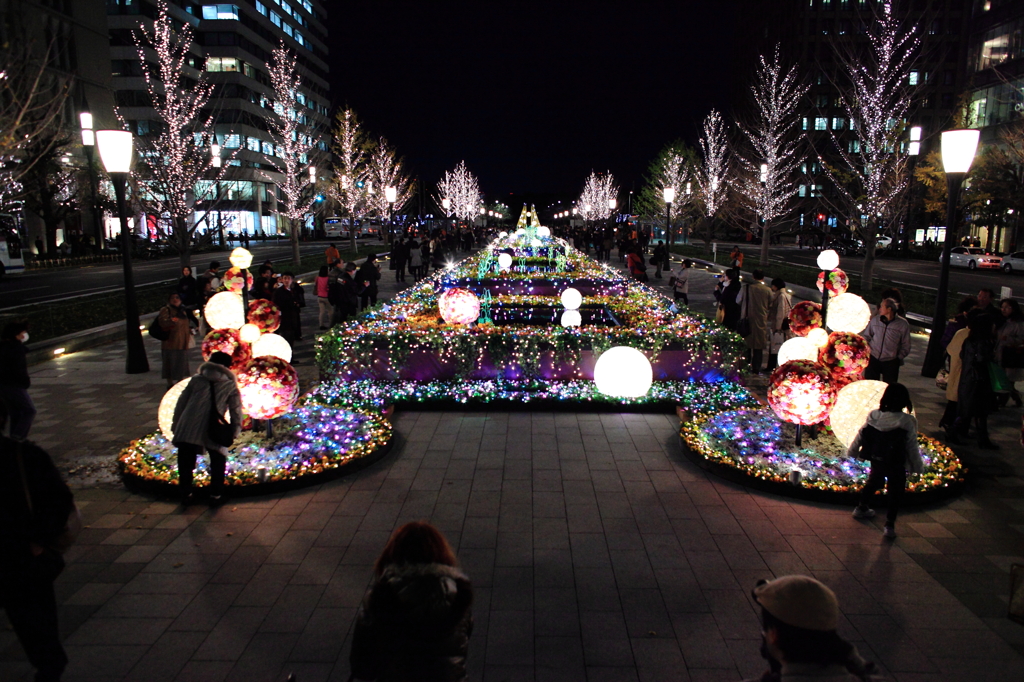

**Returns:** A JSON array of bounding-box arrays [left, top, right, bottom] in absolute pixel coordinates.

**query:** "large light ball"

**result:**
[[531, 238, 543, 248], [239, 323, 262, 345], [788, 301, 823, 337], [438, 288, 480, 325], [537, 226, 551, 237], [201, 328, 252, 371], [767, 360, 836, 426], [561, 310, 582, 327], [247, 299, 281, 333], [827, 293, 871, 333], [252, 332, 292, 363], [594, 346, 653, 398], [806, 327, 830, 348], [237, 356, 299, 420], [498, 231, 508, 238], [817, 249, 840, 271], [497, 253, 513, 270], [561, 288, 583, 310], [831, 380, 888, 449], [816, 268, 849, 297], [777, 337, 821, 366], [158, 378, 192, 440], [205, 292, 245, 330], [229, 247, 253, 269], [820, 331, 870, 379]]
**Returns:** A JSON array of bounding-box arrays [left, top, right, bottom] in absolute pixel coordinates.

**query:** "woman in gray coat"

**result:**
[[171, 352, 243, 504]]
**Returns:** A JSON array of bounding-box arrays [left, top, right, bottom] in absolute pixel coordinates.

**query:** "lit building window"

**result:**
[[246, 137, 260, 152], [814, 117, 828, 131], [206, 57, 240, 72], [256, 1, 267, 15], [832, 117, 845, 130], [223, 134, 241, 148], [270, 10, 282, 27], [908, 70, 919, 85], [202, 4, 239, 20]]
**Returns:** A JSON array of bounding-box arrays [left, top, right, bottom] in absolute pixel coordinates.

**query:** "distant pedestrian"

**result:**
[[955, 314, 999, 449], [738, 269, 773, 373], [34, 237, 44, 256], [0, 322, 35, 441], [997, 299, 1024, 407], [730, 246, 744, 269], [351, 521, 473, 682], [862, 298, 911, 384], [652, 240, 668, 279], [272, 272, 302, 345], [158, 293, 195, 389], [626, 246, 647, 282], [315, 265, 333, 330], [669, 259, 691, 305], [325, 241, 341, 267], [768, 278, 793, 372], [718, 269, 742, 331], [408, 239, 422, 280], [357, 253, 381, 310], [393, 237, 408, 282]]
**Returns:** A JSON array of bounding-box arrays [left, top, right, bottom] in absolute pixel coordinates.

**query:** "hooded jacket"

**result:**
[[846, 410, 924, 474], [351, 562, 473, 682], [171, 362, 242, 452]]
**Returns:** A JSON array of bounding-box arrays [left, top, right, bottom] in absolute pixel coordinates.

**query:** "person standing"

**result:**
[[315, 265, 333, 331], [968, 288, 1001, 329], [940, 296, 977, 350], [718, 269, 742, 331], [738, 269, 773, 373], [272, 272, 302, 345], [669, 259, 691, 305], [325, 241, 341, 267], [350, 522, 473, 682], [171, 351, 242, 505], [0, 322, 35, 441], [158, 293, 194, 389], [408, 238, 422, 281], [767, 278, 793, 372], [176, 266, 199, 311], [997, 298, 1024, 407], [357, 253, 381, 310], [250, 265, 275, 300], [652, 240, 668, 279], [393, 237, 408, 282], [956, 315, 999, 448], [861, 298, 911, 384], [730, 246, 744, 269], [203, 261, 221, 291], [849, 383, 924, 538]]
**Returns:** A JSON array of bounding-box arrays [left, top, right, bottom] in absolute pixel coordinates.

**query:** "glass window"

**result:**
[[908, 70, 919, 85], [256, 1, 267, 15], [281, 1, 293, 16], [814, 117, 828, 130], [262, 141, 274, 155], [246, 137, 260, 152], [283, 23, 293, 37], [206, 56, 240, 72], [270, 10, 281, 27], [802, 117, 809, 131], [223, 134, 241, 148], [832, 117, 845, 130], [202, 4, 239, 20]]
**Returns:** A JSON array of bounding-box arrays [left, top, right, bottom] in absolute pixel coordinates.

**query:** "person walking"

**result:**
[[350, 521, 473, 682], [0, 322, 35, 441], [0, 401, 75, 682], [738, 269, 773, 373], [357, 253, 381, 310], [849, 383, 924, 538], [768, 278, 793, 372], [652, 240, 668, 279], [996, 298, 1024, 407], [272, 272, 302, 346], [325, 241, 341, 267], [861, 298, 911, 384], [408, 238, 422, 281], [955, 315, 999, 449], [315, 265, 333, 331], [669, 260, 691, 305], [158, 292, 195, 389], [171, 351, 242, 505]]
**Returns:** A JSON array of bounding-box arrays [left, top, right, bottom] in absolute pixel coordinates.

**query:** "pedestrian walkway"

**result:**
[[3, 248, 1023, 682]]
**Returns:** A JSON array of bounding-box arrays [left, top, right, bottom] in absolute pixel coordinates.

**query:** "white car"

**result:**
[[876, 236, 892, 249], [941, 246, 1002, 270], [1001, 252, 1024, 274]]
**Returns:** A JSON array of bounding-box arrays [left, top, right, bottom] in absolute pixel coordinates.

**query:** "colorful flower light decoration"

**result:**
[[826, 293, 871, 334], [830, 380, 888, 449], [594, 346, 653, 398], [247, 299, 281, 333], [252, 332, 293, 363], [819, 331, 870, 380], [237, 356, 299, 420], [222, 266, 254, 294], [201, 328, 252, 371], [205, 292, 245, 330], [561, 288, 583, 310], [767, 360, 837, 426], [438, 288, 481, 325], [816, 268, 849, 297], [788, 301, 823, 337], [777, 336, 821, 366]]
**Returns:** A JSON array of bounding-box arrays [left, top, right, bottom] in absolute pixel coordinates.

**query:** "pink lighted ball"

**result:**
[[767, 360, 837, 426], [438, 288, 480, 325], [237, 356, 299, 420]]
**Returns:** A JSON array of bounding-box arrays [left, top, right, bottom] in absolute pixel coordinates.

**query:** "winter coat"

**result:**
[[272, 286, 302, 338], [945, 328, 968, 401], [739, 281, 773, 350], [171, 362, 243, 453], [158, 305, 194, 351], [670, 268, 689, 294], [847, 410, 924, 474], [720, 279, 742, 330], [0, 338, 30, 389], [769, 289, 794, 354], [351, 562, 473, 682], [357, 260, 381, 296], [996, 318, 1024, 381], [316, 275, 330, 299], [177, 275, 199, 307], [860, 314, 911, 362], [409, 242, 423, 267], [940, 313, 969, 350], [958, 334, 996, 418]]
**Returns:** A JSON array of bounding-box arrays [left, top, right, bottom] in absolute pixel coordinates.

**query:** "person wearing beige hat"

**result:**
[[745, 575, 879, 682]]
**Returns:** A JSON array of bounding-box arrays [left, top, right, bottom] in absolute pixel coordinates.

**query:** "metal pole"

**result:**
[[112, 173, 149, 374], [666, 201, 672, 247], [83, 145, 103, 249], [922, 172, 965, 378]]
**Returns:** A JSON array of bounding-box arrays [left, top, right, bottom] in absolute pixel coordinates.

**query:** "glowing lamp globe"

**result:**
[[497, 253, 513, 270], [252, 333, 292, 363], [826, 293, 871, 333], [158, 378, 192, 440], [237, 356, 299, 420], [767, 360, 837, 426], [438, 288, 480, 325], [788, 301, 823, 337], [561, 288, 583, 310], [816, 268, 849, 297], [820, 331, 870, 378], [205, 292, 245, 330], [817, 249, 840, 271], [777, 337, 821, 366], [537, 226, 551, 237], [499, 231, 508, 238], [831, 380, 888, 449], [201, 328, 252, 371], [247, 299, 281, 333], [806, 327, 830, 348], [229, 247, 253, 270], [561, 310, 582, 327], [531, 238, 543, 248], [594, 346, 653, 398], [239, 323, 262, 345]]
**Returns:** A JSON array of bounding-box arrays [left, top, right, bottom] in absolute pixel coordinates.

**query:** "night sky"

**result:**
[[327, 2, 743, 202]]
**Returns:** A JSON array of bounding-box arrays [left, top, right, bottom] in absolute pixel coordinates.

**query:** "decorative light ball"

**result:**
[[515, 228, 526, 237], [497, 253, 513, 270], [239, 323, 262, 345], [247, 299, 281, 333], [205, 292, 245, 330], [594, 346, 653, 398], [498, 231, 508, 238], [820, 331, 870, 378], [561, 310, 582, 327], [252, 333, 292, 363], [229, 247, 253, 269], [767, 360, 837, 426], [817, 249, 840, 271], [438, 288, 480, 325], [777, 337, 821, 366], [831, 380, 888, 449], [536, 226, 551, 238], [201, 328, 252, 371], [788, 301, 823, 337], [561, 288, 583, 310], [816, 268, 849, 297], [827, 293, 871, 333], [237, 356, 299, 420], [222, 267, 254, 294], [158, 378, 192, 440], [531, 238, 543, 248], [806, 327, 830, 348]]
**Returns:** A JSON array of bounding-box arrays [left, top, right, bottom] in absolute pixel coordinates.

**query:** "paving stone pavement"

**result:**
[[2, 249, 1023, 681]]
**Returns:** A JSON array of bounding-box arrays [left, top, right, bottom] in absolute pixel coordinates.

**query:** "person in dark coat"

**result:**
[[393, 237, 408, 282], [176, 266, 200, 310], [351, 522, 473, 682], [719, 269, 742, 331], [0, 400, 74, 682], [272, 272, 303, 345], [955, 314, 999, 448], [250, 265, 276, 300], [357, 253, 382, 310], [0, 321, 35, 441], [940, 296, 977, 350]]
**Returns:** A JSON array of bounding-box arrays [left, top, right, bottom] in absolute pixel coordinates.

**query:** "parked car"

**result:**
[[875, 236, 892, 249], [1001, 251, 1024, 273], [941, 246, 1001, 270]]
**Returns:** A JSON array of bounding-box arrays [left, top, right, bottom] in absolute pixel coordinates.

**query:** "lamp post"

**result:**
[[923, 129, 981, 378], [385, 185, 397, 244], [816, 248, 840, 326], [79, 113, 103, 249], [683, 181, 692, 244], [663, 187, 675, 246], [96, 130, 148, 374], [211, 141, 224, 247]]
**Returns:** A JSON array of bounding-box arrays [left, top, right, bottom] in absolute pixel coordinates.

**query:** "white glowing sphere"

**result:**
[[498, 231, 508, 238], [561, 288, 583, 310], [229, 247, 253, 269], [777, 336, 822, 366], [831, 380, 889, 449], [827, 293, 871, 333], [205, 292, 245, 330], [531, 238, 543, 247], [497, 253, 513, 270], [252, 333, 292, 363], [239, 323, 262, 345], [817, 249, 840, 271], [806, 327, 830, 348], [158, 378, 192, 441], [561, 310, 582, 327], [594, 346, 653, 398], [515, 228, 526, 236], [537, 226, 551, 237]]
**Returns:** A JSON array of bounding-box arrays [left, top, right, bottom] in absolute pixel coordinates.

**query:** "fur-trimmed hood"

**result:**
[[864, 410, 917, 433]]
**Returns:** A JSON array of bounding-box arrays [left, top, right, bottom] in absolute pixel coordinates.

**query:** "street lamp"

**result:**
[[663, 186, 675, 245], [816, 248, 840, 326], [385, 185, 397, 243], [96, 129, 148, 374], [922, 128, 980, 378], [79, 112, 103, 249], [902, 126, 922, 253]]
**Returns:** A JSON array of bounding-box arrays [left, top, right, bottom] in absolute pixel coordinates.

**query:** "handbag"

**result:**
[[989, 362, 1014, 394], [148, 315, 170, 341], [16, 442, 81, 553], [715, 305, 725, 325], [207, 380, 235, 448], [648, 256, 658, 266]]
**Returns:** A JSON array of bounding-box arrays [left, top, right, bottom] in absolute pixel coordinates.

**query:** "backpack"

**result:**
[[148, 315, 170, 341]]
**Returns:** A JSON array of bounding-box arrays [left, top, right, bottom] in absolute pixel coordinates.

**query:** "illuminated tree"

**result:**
[[737, 45, 808, 265], [635, 143, 698, 241], [366, 136, 414, 241], [697, 109, 730, 250], [435, 160, 481, 222], [20, 143, 81, 253], [329, 107, 372, 251], [265, 41, 321, 265], [577, 171, 618, 222]]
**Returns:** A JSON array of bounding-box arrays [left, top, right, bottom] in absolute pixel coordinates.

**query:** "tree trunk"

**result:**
[[176, 216, 192, 269], [705, 215, 715, 254], [349, 213, 357, 254], [759, 220, 770, 266], [291, 216, 301, 265], [861, 223, 877, 291]]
